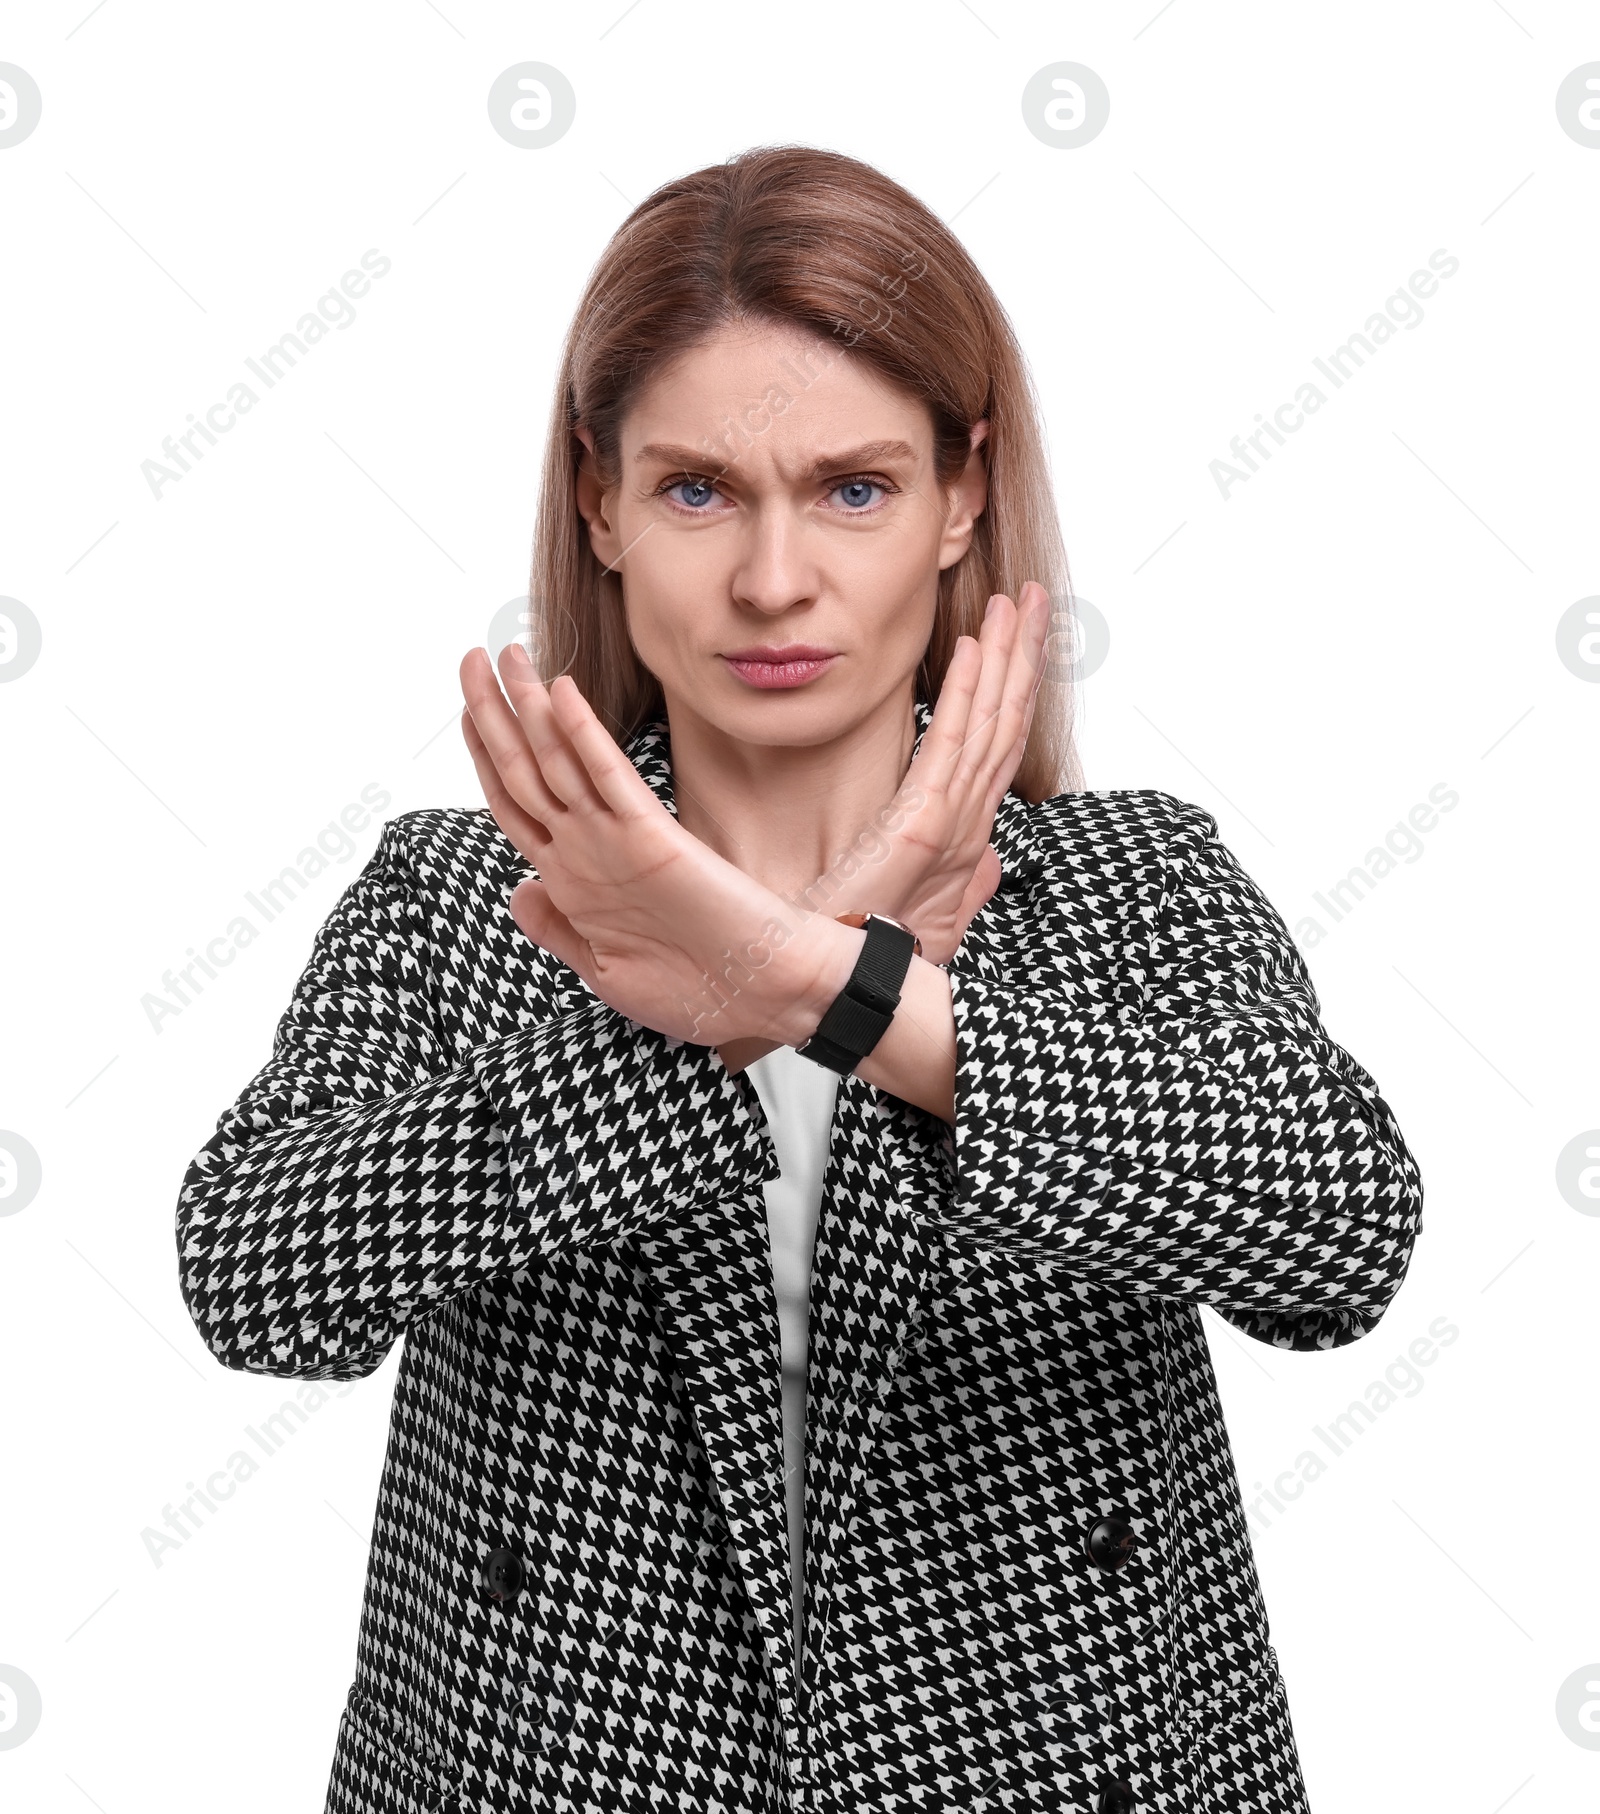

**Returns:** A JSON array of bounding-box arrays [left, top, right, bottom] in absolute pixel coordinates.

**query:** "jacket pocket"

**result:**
[[1165, 1658, 1311, 1814], [324, 1684, 463, 1814]]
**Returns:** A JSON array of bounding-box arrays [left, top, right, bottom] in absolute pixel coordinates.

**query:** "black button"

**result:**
[[1086, 1516, 1137, 1570], [1097, 1780, 1136, 1814], [997, 856, 1045, 894], [481, 1548, 526, 1602]]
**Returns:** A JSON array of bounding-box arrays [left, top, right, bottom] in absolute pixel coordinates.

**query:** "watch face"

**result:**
[[838, 911, 922, 956]]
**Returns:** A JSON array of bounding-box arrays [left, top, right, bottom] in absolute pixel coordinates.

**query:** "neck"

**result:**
[[662, 688, 919, 907]]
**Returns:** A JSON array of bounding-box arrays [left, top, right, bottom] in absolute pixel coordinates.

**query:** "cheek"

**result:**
[[614, 533, 722, 660], [837, 518, 945, 627]]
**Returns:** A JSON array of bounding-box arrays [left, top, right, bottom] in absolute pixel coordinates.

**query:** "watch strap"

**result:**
[[796, 915, 918, 1075]]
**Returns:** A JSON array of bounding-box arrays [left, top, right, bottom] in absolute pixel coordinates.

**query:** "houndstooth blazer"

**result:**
[[175, 699, 1423, 1814]]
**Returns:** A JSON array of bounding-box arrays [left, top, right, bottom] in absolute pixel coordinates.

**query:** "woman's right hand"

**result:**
[[459, 654, 880, 1053], [806, 583, 1050, 966]]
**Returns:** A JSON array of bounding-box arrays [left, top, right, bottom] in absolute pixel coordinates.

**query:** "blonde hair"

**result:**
[[527, 144, 1081, 802]]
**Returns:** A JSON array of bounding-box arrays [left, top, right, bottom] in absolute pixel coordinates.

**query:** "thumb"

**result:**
[[508, 878, 593, 982], [952, 844, 1002, 940]]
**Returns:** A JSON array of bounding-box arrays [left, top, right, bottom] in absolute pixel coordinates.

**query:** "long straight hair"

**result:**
[[527, 144, 1082, 803]]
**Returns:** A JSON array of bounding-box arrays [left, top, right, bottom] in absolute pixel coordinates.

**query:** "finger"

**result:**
[[460, 648, 569, 824], [958, 843, 1003, 925], [999, 660, 1044, 808], [975, 626, 1046, 825], [1015, 583, 1051, 732], [461, 682, 563, 834], [915, 631, 983, 795], [1013, 583, 1051, 737], [547, 674, 666, 819], [461, 708, 554, 856], [497, 645, 608, 813], [955, 593, 1020, 785], [458, 671, 565, 830], [507, 877, 594, 982], [978, 583, 1050, 803]]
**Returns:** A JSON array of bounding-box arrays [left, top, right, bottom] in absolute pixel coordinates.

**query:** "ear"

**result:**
[[573, 424, 624, 570], [937, 418, 990, 572]]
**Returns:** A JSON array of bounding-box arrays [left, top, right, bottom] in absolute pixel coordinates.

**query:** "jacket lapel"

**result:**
[[619, 702, 1042, 1726], [622, 712, 806, 1723], [632, 1194, 804, 1721], [796, 765, 1039, 1697], [793, 1074, 941, 1702]]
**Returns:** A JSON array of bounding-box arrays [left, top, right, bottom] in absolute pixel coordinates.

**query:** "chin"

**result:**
[[720, 694, 852, 747]]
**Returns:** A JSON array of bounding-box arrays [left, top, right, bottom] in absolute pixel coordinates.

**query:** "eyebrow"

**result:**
[[633, 439, 918, 479]]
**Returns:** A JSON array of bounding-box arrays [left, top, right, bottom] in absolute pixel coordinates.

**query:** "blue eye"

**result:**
[[834, 479, 882, 510], [667, 478, 718, 510]]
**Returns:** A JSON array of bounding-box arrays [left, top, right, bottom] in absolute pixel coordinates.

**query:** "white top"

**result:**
[[744, 1043, 840, 1677]]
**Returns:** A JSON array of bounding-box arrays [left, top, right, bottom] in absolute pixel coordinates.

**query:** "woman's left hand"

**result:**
[[813, 583, 1050, 965]]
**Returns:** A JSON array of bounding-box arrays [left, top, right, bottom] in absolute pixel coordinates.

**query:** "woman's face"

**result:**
[[575, 318, 987, 748]]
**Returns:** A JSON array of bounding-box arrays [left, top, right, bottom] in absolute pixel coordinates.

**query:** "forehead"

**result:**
[[620, 318, 935, 466]]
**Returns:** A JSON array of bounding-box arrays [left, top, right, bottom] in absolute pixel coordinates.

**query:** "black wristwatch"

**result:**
[[796, 913, 922, 1076]]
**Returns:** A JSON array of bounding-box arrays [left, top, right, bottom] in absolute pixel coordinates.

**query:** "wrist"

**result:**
[[773, 914, 865, 1049], [784, 911, 928, 1076]]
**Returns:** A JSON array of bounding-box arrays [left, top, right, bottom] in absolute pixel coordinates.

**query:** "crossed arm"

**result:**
[[451, 595, 1054, 1128], [174, 597, 1422, 1377], [173, 789, 1422, 1381]]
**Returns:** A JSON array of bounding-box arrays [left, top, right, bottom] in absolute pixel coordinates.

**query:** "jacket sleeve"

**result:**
[[174, 814, 776, 1381], [944, 792, 1424, 1352]]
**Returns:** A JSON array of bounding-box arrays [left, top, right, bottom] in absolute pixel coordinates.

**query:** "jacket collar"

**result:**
[[618, 708, 677, 815]]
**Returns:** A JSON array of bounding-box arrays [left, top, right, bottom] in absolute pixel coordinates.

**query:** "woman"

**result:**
[[176, 147, 1423, 1814]]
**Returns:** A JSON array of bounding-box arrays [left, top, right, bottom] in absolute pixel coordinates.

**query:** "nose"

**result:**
[[729, 503, 820, 617]]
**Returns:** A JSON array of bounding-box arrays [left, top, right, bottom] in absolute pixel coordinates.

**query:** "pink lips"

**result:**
[[720, 647, 838, 690]]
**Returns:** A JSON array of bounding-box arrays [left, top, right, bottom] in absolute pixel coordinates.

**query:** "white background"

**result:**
[[2, 2, 1596, 1810]]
